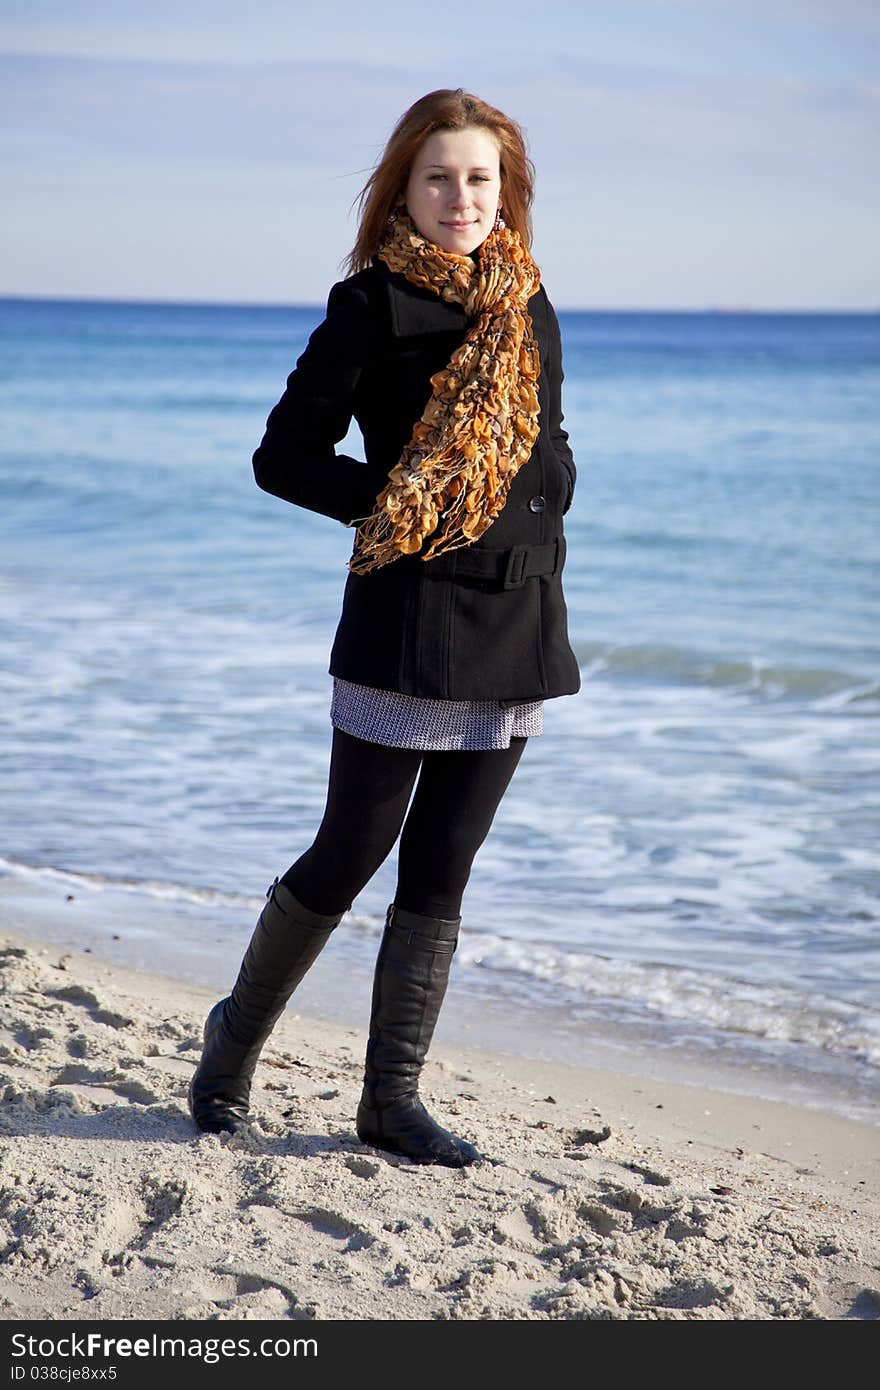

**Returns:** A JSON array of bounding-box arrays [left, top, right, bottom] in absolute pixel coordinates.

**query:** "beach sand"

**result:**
[[1, 908, 878, 1324]]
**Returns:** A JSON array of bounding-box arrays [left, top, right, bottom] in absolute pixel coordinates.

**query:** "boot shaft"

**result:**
[[190, 880, 345, 1134], [227, 879, 344, 1045], [363, 903, 461, 1107]]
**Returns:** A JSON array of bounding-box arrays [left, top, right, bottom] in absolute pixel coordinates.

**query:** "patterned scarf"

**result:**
[[348, 209, 541, 573]]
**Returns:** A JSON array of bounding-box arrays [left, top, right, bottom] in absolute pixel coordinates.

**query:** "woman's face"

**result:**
[[404, 126, 502, 255]]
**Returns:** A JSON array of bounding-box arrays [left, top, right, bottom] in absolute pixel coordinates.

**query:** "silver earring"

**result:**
[[387, 209, 399, 226], [494, 208, 505, 231]]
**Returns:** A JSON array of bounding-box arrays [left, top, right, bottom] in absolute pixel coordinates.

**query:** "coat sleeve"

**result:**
[[252, 279, 386, 525], [542, 289, 576, 514]]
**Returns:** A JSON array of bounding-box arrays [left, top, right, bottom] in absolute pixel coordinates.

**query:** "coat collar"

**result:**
[[369, 255, 469, 337]]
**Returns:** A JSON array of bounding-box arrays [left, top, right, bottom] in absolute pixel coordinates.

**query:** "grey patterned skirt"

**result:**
[[330, 678, 543, 751]]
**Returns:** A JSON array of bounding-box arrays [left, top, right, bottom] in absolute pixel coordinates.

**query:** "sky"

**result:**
[[2, 0, 878, 308]]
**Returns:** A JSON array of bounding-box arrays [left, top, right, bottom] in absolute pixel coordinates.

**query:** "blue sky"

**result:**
[[2, 1, 878, 307]]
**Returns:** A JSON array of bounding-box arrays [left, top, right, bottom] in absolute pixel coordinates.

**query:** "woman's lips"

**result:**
[[441, 221, 475, 229]]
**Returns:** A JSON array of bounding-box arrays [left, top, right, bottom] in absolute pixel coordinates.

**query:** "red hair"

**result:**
[[342, 89, 536, 276]]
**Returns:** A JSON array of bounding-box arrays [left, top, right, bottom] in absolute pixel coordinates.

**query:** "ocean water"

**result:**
[[1, 296, 878, 1116]]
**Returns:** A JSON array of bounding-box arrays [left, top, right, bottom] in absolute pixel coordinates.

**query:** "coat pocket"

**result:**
[[449, 576, 547, 701]]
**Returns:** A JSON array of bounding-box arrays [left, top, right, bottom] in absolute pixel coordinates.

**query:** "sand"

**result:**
[[0, 926, 878, 1322]]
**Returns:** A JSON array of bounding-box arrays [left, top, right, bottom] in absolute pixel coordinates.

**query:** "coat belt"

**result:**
[[449, 537, 562, 589]]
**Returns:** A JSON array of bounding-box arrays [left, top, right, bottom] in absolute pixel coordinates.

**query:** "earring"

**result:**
[[386, 208, 399, 226], [493, 207, 505, 231]]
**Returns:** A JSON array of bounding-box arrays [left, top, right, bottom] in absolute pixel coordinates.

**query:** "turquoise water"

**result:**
[[1, 296, 878, 1103]]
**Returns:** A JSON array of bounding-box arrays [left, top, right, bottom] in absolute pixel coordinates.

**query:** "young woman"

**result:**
[[188, 88, 580, 1168]]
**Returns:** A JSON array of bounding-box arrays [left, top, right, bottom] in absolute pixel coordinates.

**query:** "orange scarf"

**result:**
[[349, 210, 541, 573]]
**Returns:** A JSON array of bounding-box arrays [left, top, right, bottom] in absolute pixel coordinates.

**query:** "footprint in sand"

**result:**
[[624, 1161, 673, 1187], [289, 1206, 377, 1253], [50, 1064, 162, 1106], [206, 1268, 317, 1320], [46, 984, 134, 1030], [343, 1155, 380, 1179]]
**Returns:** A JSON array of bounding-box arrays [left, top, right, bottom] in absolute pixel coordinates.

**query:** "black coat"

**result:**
[[252, 256, 581, 704]]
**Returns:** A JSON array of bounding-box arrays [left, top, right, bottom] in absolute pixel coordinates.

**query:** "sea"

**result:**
[[1, 295, 878, 1121]]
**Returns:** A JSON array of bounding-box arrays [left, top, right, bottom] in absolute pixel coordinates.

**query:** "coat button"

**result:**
[[528, 495, 546, 513]]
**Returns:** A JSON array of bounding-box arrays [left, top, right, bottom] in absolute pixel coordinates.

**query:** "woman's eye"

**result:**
[[429, 175, 490, 182]]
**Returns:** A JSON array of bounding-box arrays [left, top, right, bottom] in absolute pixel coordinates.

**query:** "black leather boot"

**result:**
[[356, 903, 481, 1168], [188, 879, 343, 1134]]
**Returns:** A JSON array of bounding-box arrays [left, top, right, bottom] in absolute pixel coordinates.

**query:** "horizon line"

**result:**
[[1, 291, 877, 316]]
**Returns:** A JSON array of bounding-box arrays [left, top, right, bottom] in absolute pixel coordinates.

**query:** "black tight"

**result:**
[[280, 727, 527, 920]]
